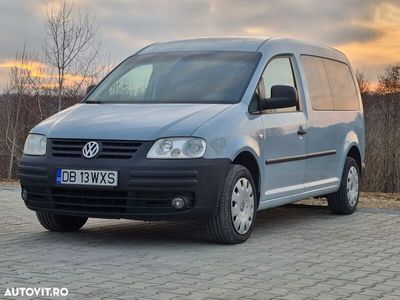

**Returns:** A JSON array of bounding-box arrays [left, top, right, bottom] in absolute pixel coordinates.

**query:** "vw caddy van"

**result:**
[[19, 37, 365, 244]]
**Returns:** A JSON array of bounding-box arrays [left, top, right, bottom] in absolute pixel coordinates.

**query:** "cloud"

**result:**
[[0, 0, 399, 88], [0, 60, 47, 78], [76, 0, 399, 52], [325, 25, 383, 45], [0, 59, 86, 90], [337, 2, 400, 71]]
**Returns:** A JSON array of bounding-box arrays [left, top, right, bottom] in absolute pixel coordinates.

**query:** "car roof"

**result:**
[[138, 36, 348, 64], [139, 37, 271, 53]]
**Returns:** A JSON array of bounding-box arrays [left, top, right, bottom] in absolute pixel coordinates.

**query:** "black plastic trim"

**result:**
[[19, 147, 231, 220], [266, 150, 336, 165]]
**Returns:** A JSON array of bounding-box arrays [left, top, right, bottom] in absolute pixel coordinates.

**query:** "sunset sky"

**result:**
[[0, 0, 399, 90]]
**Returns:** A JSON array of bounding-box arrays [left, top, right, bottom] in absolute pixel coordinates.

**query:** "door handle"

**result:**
[[297, 126, 307, 135]]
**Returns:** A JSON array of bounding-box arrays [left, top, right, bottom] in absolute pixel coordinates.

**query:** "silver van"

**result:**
[[19, 37, 365, 244]]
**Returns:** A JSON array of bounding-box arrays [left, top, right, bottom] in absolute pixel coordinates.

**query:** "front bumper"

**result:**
[[19, 141, 231, 220]]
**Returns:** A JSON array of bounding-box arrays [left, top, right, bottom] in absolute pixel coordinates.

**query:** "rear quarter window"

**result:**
[[301, 55, 359, 111], [322, 59, 359, 111]]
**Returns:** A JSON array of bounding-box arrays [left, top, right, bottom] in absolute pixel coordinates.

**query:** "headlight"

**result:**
[[147, 137, 206, 159], [23, 134, 47, 156]]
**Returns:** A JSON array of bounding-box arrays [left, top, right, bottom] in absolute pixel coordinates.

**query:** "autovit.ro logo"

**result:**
[[4, 287, 68, 297]]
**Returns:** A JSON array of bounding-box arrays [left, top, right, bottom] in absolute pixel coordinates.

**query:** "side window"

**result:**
[[322, 59, 359, 111], [260, 57, 298, 113], [109, 64, 153, 100], [301, 56, 334, 110]]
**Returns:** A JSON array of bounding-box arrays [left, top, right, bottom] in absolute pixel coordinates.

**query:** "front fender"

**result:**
[[205, 136, 261, 161], [193, 103, 263, 161]]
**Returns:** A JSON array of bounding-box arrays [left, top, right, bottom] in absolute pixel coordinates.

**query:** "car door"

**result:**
[[300, 56, 343, 191], [259, 56, 307, 201]]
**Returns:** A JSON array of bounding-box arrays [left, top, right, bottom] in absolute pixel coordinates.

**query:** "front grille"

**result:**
[[25, 188, 194, 214], [51, 139, 142, 159]]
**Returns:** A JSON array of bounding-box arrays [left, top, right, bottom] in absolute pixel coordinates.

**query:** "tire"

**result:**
[[207, 165, 257, 244], [36, 212, 88, 232], [327, 157, 360, 215]]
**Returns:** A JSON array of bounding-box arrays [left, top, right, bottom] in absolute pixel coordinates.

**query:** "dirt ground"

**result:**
[[2, 180, 399, 210], [298, 192, 400, 210]]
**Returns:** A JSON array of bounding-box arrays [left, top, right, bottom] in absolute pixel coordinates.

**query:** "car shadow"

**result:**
[[24, 204, 333, 248]]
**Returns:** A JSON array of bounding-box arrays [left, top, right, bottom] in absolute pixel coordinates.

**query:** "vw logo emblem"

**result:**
[[82, 141, 100, 159]]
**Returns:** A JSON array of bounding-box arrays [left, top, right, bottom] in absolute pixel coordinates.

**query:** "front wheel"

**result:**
[[36, 212, 88, 232], [327, 157, 360, 215], [207, 165, 257, 244]]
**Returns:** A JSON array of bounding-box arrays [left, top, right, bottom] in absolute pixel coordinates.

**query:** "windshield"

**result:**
[[86, 51, 261, 104]]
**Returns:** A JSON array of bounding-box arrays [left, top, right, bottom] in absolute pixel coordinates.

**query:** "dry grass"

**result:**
[[298, 192, 400, 210], [0, 179, 19, 186]]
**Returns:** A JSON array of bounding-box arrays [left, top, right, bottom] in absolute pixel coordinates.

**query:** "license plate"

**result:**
[[56, 169, 118, 186]]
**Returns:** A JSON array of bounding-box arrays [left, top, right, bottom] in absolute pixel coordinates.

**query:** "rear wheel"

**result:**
[[36, 212, 88, 232], [327, 157, 360, 215], [207, 165, 257, 244]]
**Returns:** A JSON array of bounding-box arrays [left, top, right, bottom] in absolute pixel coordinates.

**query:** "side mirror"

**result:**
[[86, 84, 96, 95], [260, 85, 297, 110]]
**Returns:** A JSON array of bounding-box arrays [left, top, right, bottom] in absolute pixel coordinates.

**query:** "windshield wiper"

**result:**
[[85, 100, 104, 104]]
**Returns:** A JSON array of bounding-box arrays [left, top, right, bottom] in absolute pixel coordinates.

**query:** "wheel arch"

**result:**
[[232, 150, 261, 205], [347, 145, 362, 175], [341, 130, 364, 176]]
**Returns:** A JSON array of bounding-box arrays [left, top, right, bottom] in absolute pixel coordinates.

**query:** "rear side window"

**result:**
[[301, 55, 359, 111], [301, 56, 334, 110], [322, 59, 359, 110]]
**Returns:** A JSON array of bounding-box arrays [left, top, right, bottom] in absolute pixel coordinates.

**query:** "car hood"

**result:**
[[32, 103, 231, 140]]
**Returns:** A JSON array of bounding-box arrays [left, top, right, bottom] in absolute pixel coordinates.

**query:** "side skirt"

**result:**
[[257, 183, 339, 211]]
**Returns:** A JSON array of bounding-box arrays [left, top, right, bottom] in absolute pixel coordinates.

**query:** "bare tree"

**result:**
[[25, 53, 47, 120], [43, 0, 100, 111], [3, 46, 33, 178], [377, 64, 400, 94], [87, 53, 116, 86], [377, 65, 400, 192], [355, 70, 371, 95], [0, 91, 13, 178]]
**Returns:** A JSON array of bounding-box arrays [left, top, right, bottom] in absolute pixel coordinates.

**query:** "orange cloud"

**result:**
[[337, 2, 400, 77], [0, 60, 48, 78], [0, 60, 86, 87]]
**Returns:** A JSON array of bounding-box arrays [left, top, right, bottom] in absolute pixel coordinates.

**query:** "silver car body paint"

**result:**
[[30, 37, 365, 210]]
